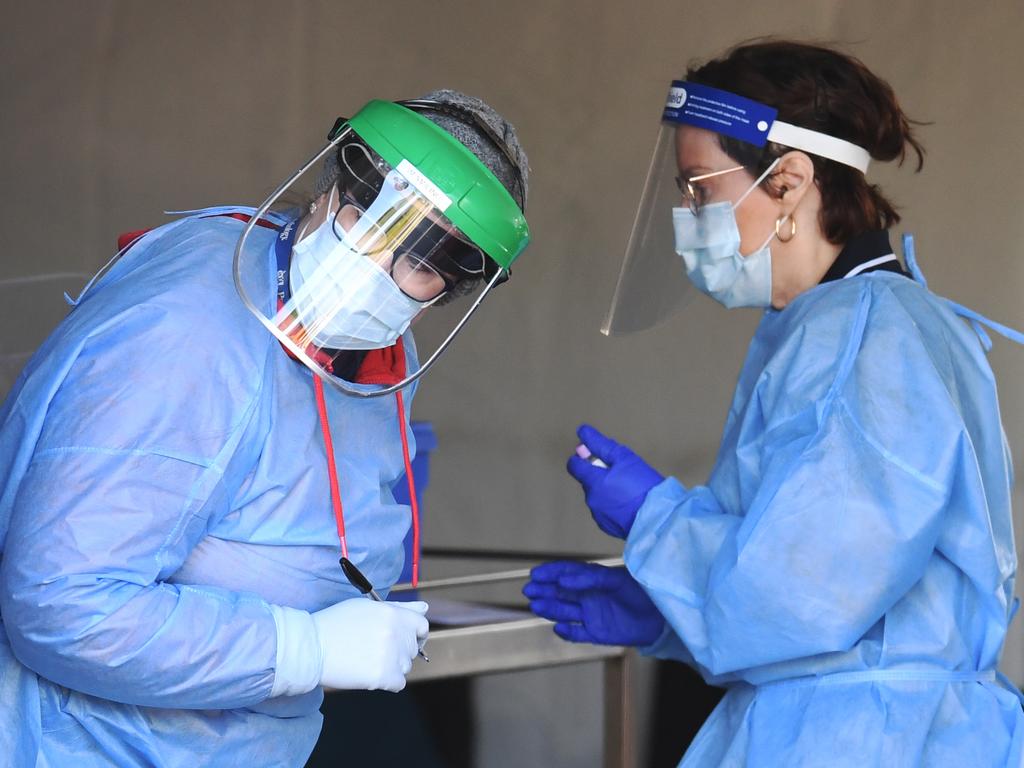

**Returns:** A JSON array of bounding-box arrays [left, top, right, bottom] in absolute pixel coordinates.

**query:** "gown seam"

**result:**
[[31, 445, 222, 471]]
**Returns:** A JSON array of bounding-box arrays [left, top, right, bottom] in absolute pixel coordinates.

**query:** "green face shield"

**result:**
[[234, 100, 530, 397]]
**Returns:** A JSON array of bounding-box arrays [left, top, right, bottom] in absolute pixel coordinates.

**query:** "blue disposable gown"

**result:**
[[624, 271, 1024, 766], [0, 209, 420, 766]]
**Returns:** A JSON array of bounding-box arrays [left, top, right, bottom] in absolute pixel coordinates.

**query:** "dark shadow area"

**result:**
[[306, 678, 474, 768], [646, 661, 725, 768]]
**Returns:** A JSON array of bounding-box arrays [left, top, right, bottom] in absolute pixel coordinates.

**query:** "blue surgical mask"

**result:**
[[289, 191, 432, 350], [672, 159, 782, 309]]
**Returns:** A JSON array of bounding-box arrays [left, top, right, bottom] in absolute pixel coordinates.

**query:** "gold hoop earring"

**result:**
[[775, 215, 796, 243]]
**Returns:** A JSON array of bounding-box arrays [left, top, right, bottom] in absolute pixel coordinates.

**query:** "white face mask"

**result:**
[[672, 159, 782, 309], [289, 189, 432, 350]]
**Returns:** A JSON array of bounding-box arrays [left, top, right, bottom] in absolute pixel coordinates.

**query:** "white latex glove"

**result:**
[[269, 599, 429, 697]]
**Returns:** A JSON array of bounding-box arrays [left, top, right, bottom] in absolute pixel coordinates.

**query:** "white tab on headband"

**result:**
[[767, 121, 871, 173], [396, 159, 452, 212]]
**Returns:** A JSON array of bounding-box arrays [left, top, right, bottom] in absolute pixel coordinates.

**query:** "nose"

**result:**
[[336, 204, 361, 234], [370, 248, 394, 271]]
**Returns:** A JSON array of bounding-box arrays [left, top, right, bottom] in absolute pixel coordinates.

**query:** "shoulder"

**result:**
[[78, 213, 277, 356], [760, 273, 935, 362], [733, 275, 973, 485], [746, 275, 946, 420], [116, 213, 273, 301], [28, 214, 279, 437], [749, 279, 871, 394]]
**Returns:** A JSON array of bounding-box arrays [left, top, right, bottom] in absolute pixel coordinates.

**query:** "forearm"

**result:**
[[1, 572, 278, 709], [625, 478, 742, 672], [626, 427, 947, 676]]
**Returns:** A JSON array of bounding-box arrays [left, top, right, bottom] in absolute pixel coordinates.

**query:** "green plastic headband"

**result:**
[[344, 100, 530, 270]]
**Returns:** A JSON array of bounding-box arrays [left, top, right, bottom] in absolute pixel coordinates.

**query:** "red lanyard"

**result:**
[[313, 375, 421, 587], [273, 214, 421, 588]]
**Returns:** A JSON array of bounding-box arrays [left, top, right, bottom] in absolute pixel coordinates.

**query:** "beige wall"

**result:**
[[4, 1, 1024, 765]]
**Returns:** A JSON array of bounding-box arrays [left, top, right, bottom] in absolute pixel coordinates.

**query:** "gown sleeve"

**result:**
[[0, 298, 281, 710], [625, 283, 962, 676]]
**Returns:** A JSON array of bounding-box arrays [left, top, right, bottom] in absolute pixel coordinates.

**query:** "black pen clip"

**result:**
[[340, 556, 373, 595]]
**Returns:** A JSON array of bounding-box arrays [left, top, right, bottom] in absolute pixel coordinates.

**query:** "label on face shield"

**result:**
[[396, 159, 452, 212], [662, 80, 777, 148]]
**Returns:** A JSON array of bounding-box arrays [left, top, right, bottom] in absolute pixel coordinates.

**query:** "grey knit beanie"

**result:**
[[413, 89, 529, 210]]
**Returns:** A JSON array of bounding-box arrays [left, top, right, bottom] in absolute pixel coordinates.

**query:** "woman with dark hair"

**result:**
[[526, 41, 1024, 765]]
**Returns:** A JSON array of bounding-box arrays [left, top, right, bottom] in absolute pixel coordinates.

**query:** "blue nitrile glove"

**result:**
[[567, 424, 664, 539], [523, 561, 665, 646]]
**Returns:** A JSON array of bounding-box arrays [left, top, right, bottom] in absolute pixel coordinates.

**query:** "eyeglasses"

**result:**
[[328, 106, 519, 284], [388, 250, 465, 303], [674, 165, 746, 215], [330, 190, 486, 303]]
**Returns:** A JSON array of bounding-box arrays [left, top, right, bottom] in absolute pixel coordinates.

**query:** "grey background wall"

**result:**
[[3, 1, 1023, 766]]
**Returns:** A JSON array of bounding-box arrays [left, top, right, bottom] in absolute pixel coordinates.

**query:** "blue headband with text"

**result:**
[[663, 81, 871, 173]]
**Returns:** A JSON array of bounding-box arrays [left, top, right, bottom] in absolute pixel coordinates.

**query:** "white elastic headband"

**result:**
[[767, 121, 871, 173]]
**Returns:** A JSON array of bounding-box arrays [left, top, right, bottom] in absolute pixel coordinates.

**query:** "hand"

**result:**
[[523, 561, 664, 646], [313, 599, 429, 692], [567, 424, 663, 539]]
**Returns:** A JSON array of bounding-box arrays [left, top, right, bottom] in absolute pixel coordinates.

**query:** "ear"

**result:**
[[771, 151, 815, 215], [302, 191, 335, 229]]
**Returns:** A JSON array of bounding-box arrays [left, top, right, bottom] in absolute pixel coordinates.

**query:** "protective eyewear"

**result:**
[[674, 165, 746, 215], [329, 141, 490, 302]]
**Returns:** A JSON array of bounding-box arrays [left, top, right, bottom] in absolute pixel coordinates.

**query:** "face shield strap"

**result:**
[[663, 81, 871, 173], [766, 122, 870, 173], [337, 141, 390, 209]]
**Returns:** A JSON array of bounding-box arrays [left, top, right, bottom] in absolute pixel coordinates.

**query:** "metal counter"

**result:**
[[387, 552, 636, 766]]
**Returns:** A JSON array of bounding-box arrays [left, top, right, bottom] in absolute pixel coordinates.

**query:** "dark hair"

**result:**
[[686, 40, 925, 244]]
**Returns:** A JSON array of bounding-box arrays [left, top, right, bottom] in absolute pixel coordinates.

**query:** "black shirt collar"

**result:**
[[820, 230, 909, 284]]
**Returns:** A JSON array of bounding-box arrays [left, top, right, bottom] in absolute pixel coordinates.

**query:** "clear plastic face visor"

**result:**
[[602, 80, 871, 335], [601, 122, 697, 335], [234, 126, 507, 397]]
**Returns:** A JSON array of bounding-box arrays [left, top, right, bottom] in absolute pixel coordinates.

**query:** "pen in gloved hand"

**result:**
[[341, 556, 430, 662]]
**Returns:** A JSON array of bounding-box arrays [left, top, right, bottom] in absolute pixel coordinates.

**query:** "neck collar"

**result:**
[[821, 230, 908, 284]]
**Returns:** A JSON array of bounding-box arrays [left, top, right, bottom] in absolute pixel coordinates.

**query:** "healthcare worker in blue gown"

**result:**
[[525, 41, 1024, 766], [0, 90, 530, 767]]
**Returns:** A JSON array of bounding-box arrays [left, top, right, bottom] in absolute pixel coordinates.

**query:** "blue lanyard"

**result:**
[[903, 234, 1024, 352], [275, 218, 300, 305]]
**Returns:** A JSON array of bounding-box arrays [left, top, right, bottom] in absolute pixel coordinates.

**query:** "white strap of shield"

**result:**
[[767, 121, 871, 173]]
